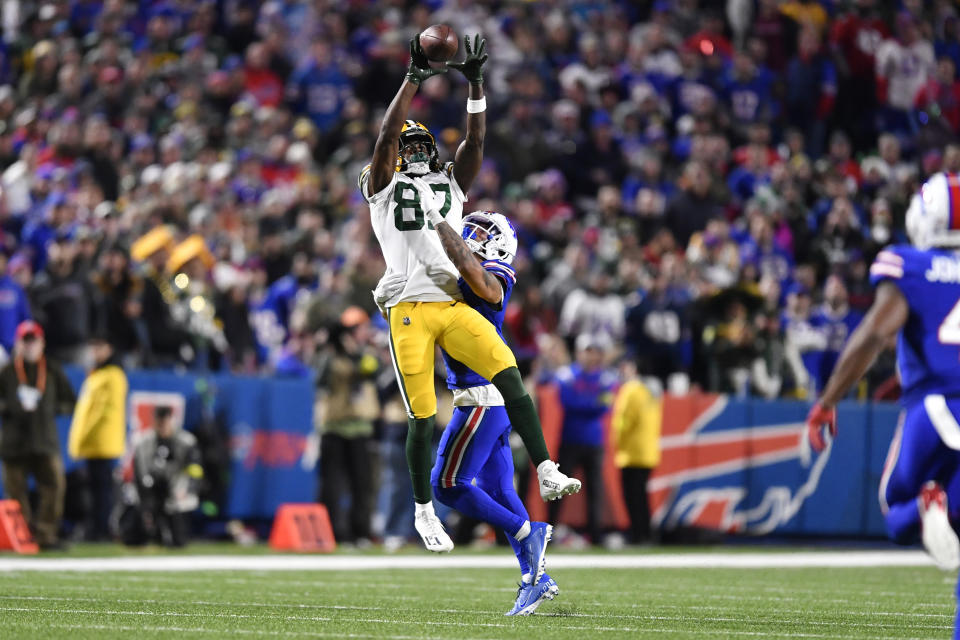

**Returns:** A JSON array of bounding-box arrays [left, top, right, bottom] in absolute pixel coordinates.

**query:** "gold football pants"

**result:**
[[387, 301, 517, 419]]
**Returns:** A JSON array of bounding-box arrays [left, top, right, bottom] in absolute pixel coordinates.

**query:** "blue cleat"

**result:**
[[519, 522, 553, 585], [505, 574, 559, 616]]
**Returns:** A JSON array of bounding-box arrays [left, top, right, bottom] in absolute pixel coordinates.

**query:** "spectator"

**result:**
[[558, 268, 625, 344], [914, 56, 960, 133], [611, 359, 661, 545], [785, 26, 836, 158], [0, 247, 31, 356], [0, 320, 76, 549], [625, 260, 692, 385], [782, 285, 826, 398], [130, 405, 202, 547], [830, 0, 889, 152], [92, 244, 144, 363], [67, 334, 128, 541], [876, 13, 935, 137], [317, 307, 379, 546], [286, 40, 351, 133], [663, 160, 723, 247], [30, 236, 95, 364], [549, 333, 617, 545], [810, 275, 864, 394]]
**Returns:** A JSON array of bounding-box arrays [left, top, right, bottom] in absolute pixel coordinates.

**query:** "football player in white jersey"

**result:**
[[360, 35, 580, 553]]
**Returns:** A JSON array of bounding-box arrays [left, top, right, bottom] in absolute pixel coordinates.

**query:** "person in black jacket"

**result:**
[[0, 320, 76, 549]]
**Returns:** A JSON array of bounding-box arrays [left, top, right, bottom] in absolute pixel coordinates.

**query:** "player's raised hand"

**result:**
[[806, 402, 837, 453], [407, 37, 446, 85], [446, 34, 488, 85]]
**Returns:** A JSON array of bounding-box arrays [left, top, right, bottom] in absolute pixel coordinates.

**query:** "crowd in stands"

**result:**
[[0, 0, 947, 403], [1, 0, 954, 547]]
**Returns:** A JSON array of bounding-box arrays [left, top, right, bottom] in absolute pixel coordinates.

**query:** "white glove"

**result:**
[[373, 272, 408, 315], [412, 178, 446, 227]]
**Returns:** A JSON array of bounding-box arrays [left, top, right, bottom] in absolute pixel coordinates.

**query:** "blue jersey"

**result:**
[[251, 275, 317, 359], [809, 304, 863, 393], [870, 245, 960, 406], [442, 260, 516, 390]]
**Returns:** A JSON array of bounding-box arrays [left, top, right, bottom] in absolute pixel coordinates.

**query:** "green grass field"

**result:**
[[0, 549, 955, 639]]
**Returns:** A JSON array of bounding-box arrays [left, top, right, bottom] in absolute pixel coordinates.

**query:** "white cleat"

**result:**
[[918, 481, 960, 571], [414, 511, 454, 553], [537, 460, 582, 501]]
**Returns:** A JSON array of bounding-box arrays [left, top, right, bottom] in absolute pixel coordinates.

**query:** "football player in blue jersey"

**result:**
[[376, 203, 559, 616], [808, 172, 960, 638]]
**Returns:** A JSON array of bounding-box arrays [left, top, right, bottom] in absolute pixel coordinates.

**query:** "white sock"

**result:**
[[521, 573, 532, 585], [415, 501, 435, 518], [514, 520, 531, 541]]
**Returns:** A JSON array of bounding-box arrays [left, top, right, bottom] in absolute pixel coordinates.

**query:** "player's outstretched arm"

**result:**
[[414, 179, 502, 305], [807, 281, 907, 452], [817, 281, 908, 409], [367, 39, 445, 196], [449, 35, 488, 193]]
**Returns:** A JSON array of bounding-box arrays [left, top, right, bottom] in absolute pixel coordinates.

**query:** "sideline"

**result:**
[[0, 550, 934, 572]]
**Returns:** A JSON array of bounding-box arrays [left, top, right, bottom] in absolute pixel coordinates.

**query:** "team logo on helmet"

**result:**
[[397, 120, 440, 176], [461, 211, 519, 264]]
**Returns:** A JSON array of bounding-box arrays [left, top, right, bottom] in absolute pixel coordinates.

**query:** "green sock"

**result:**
[[405, 415, 436, 504], [492, 368, 551, 466]]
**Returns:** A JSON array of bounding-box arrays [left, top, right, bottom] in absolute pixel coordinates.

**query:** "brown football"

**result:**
[[419, 24, 458, 62]]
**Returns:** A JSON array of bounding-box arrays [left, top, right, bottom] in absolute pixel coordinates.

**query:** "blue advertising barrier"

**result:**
[[650, 393, 903, 538], [0, 366, 910, 534], [48, 367, 317, 520]]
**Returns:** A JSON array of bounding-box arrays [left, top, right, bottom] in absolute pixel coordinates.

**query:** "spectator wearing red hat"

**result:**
[[0, 320, 76, 550]]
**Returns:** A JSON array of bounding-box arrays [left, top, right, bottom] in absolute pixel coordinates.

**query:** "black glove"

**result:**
[[447, 34, 488, 86], [406, 37, 446, 85]]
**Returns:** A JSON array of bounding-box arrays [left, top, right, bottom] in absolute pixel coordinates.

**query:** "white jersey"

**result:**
[[361, 162, 468, 304], [876, 38, 935, 111]]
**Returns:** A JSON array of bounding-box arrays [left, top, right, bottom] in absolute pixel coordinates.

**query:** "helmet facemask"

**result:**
[[398, 131, 439, 176], [462, 212, 518, 264]]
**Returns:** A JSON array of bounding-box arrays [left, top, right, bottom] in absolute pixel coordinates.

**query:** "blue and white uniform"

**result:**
[[869, 246, 960, 549], [430, 259, 533, 576]]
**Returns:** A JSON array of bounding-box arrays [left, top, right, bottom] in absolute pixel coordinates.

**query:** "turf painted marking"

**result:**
[[0, 551, 936, 572]]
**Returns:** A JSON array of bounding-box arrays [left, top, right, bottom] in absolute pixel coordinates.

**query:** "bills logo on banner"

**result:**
[[650, 394, 830, 534]]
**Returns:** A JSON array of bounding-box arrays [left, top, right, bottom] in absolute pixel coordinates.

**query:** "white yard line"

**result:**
[[0, 551, 937, 572], [2, 622, 471, 640], [2, 596, 952, 623], [0, 620, 937, 640]]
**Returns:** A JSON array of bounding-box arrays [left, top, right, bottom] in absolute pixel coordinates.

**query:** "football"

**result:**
[[419, 24, 458, 61]]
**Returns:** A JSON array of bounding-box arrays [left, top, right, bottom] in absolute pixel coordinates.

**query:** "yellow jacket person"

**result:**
[[611, 377, 662, 470], [68, 337, 128, 460], [611, 360, 662, 544]]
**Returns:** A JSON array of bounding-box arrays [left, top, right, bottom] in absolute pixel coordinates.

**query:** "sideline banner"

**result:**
[[534, 388, 900, 538]]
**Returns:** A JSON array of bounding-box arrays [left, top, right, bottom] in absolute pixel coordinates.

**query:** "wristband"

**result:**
[[466, 97, 487, 114], [424, 206, 444, 227]]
